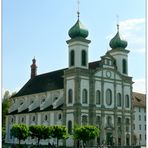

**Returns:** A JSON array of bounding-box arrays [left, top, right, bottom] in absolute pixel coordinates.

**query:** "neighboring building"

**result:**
[[6, 13, 134, 147], [132, 92, 146, 146]]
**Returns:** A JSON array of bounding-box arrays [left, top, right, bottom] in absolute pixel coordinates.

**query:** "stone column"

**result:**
[[88, 77, 96, 146], [130, 85, 134, 146], [100, 111, 105, 145], [114, 110, 118, 145], [100, 75, 105, 145], [37, 113, 41, 125], [114, 77, 118, 145], [121, 112, 126, 145], [74, 75, 81, 125]]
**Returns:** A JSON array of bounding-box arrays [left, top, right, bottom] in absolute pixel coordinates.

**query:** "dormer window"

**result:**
[[54, 97, 58, 102], [20, 102, 23, 106], [30, 100, 34, 104], [41, 98, 45, 103]]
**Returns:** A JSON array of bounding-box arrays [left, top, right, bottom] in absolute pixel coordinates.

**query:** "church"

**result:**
[[6, 10, 133, 147]]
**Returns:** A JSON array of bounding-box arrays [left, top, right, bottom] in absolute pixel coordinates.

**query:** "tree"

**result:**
[[2, 91, 10, 127], [73, 125, 99, 148], [2, 127, 6, 143], [50, 125, 68, 147], [10, 124, 29, 147], [29, 125, 51, 146], [2, 91, 17, 127]]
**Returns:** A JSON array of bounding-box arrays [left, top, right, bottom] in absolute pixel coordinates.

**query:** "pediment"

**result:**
[[94, 69, 122, 81]]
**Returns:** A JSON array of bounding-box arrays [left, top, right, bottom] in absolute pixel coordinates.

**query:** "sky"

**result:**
[[2, 0, 146, 94]]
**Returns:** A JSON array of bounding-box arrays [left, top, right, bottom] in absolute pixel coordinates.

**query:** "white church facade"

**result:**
[[6, 13, 134, 147]]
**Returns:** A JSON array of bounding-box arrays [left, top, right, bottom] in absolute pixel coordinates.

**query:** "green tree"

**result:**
[[73, 125, 99, 148], [2, 91, 10, 127], [10, 124, 29, 147], [2, 127, 6, 143], [50, 125, 68, 147], [2, 91, 17, 127], [29, 125, 51, 146]]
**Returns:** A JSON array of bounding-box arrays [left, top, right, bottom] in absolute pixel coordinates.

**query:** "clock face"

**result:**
[[106, 71, 111, 78]]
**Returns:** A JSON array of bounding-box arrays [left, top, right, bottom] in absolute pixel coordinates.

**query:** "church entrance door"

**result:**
[[106, 132, 113, 146]]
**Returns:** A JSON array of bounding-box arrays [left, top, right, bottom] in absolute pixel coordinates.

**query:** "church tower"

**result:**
[[66, 12, 91, 69], [109, 24, 129, 76], [63, 11, 92, 147]]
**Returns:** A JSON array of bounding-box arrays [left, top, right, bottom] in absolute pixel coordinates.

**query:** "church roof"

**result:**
[[68, 19, 89, 39], [13, 61, 102, 98], [14, 68, 67, 97], [109, 24, 128, 49], [132, 92, 146, 107]]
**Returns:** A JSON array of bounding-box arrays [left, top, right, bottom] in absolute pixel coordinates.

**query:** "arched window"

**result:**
[[44, 115, 48, 121], [82, 115, 88, 125], [126, 118, 130, 125], [32, 116, 35, 122], [82, 89, 88, 104], [117, 93, 121, 107], [21, 117, 24, 123], [11, 118, 14, 123], [122, 59, 127, 74], [68, 120, 72, 134], [58, 114, 62, 120], [70, 50, 75, 66], [106, 89, 112, 105], [82, 50, 87, 66], [107, 116, 112, 126], [68, 89, 73, 104], [96, 116, 101, 124], [125, 95, 130, 108], [117, 117, 121, 124], [96, 90, 101, 105]]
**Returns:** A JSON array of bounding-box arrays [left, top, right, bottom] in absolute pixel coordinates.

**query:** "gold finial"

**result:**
[[116, 15, 119, 32], [77, 0, 80, 19]]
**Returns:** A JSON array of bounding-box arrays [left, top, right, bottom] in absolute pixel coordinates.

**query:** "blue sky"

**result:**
[[3, 0, 145, 94]]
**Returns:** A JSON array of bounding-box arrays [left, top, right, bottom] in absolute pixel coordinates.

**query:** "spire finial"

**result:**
[[116, 15, 119, 32], [77, 0, 80, 19]]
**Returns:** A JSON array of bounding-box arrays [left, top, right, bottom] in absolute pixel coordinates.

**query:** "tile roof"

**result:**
[[132, 92, 146, 107], [13, 68, 67, 97], [13, 61, 102, 98]]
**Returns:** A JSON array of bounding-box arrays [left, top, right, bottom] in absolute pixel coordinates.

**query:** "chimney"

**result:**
[[30, 58, 37, 79]]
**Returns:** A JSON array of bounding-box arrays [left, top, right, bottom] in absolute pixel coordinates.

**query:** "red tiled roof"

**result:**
[[132, 92, 146, 107]]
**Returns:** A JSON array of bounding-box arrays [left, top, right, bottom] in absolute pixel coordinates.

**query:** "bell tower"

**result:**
[[66, 11, 91, 69], [108, 24, 129, 76]]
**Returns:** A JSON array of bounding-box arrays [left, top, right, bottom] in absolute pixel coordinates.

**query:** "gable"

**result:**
[[94, 68, 122, 81]]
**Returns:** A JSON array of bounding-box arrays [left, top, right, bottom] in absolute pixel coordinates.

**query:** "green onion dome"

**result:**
[[68, 19, 89, 39], [109, 25, 128, 49]]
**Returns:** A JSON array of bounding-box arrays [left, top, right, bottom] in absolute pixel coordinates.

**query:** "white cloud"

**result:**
[[107, 18, 145, 54], [119, 18, 145, 32], [2, 87, 20, 96], [133, 78, 146, 94]]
